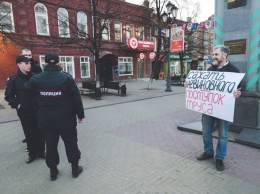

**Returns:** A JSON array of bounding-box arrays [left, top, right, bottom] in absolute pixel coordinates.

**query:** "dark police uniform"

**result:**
[[5, 59, 45, 160], [30, 58, 42, 74], [25, 54, 84, 176]]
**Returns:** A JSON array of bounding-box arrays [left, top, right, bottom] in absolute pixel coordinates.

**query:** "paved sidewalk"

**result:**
[[0, 80, 184, 123], [0, 80, 259, 194]]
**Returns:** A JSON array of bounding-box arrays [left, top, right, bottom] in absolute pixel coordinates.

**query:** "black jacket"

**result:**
[[5, 69, 37, 111], [207, 62, 240, 73], [25, 64, 85, 129], [30, 58, 42, 74], [208, 62, 241, 88]]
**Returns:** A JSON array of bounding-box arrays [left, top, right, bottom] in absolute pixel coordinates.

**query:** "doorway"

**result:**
[[138, 58, 144, 78]]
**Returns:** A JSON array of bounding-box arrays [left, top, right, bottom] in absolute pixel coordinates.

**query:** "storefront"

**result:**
[[170, 54, 191, 76]]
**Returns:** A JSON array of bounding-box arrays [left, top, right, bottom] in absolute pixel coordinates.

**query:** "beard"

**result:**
[[212, 60, 219, 66]]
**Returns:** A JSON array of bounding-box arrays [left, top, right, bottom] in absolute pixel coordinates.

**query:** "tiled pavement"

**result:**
[[0, 80, 259, 194]]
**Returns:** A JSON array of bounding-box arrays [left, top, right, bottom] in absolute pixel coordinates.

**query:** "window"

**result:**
[[102, 19, 110, 41], [204, 41, 208, 48], [77, 11, 87, 38], [171, 62, 181, 76], [125, 25, 134, 41], [80, 57, 90, 78], [59, 56, 75, 77], [39, 55, 46, 69], [0, 2, 14, 32], [34, 4, 49, 35], [118, 57, 133, 76], [137, 26, 144, 40], [39, 56, 75, 77], [204, 34, 208, 41], [57, 8, 70, 37], [151, 37, 157, 52], [114, 23, 122, 42]]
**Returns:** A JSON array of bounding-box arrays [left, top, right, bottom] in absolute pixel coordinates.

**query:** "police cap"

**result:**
[[45, 52, 59, 63], [16, 55, 30, 63]]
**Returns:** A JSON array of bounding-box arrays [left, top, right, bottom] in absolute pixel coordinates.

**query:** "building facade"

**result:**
[[0, 0, 155, 89], [192, 15, 214, 71]]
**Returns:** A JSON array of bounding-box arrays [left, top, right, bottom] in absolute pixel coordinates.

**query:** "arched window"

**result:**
[[57, 8, 70, 37], [77, 11, 87, 38], [34, 3, 49, 35], [0, 2, 15, 32]]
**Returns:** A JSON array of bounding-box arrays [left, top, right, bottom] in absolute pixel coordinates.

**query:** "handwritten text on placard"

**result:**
[[185, 70, 245, 122]]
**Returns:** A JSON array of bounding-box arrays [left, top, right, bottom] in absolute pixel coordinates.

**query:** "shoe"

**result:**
[[25, 148, 29, 152], [50, 168, 59, 181], [38, 153, 46, 159], [216, 159, 225, 171], [22, 139, 27, 143], [196, 152, 214, 161], [72, 166, 83, 178], [26, 156, 36, 164]]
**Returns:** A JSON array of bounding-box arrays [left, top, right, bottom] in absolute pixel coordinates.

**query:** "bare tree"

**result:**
[[132, 0, 202, 89], [173, 0, 201, 22], [0, 0, 25, 52], [33, 0, 149, 99]]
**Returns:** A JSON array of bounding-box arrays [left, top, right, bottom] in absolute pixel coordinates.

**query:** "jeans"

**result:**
[[201, 114, 230, 160]]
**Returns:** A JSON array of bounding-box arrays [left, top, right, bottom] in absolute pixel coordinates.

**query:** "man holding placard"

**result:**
[[185, 45, 243, 171]]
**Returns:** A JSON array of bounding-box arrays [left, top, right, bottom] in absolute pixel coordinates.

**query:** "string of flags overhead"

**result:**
[[176, 20, 213, 30]]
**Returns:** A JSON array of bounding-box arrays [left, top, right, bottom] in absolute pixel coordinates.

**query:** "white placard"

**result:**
[[185, 70, 245, 122]]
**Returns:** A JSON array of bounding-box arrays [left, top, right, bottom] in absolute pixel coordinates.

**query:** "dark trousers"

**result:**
[[43, 127, 81, 169], [18, 110, 45, 157]]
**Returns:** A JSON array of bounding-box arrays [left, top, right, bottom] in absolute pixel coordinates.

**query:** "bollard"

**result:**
[[120, 85, 126, 96]]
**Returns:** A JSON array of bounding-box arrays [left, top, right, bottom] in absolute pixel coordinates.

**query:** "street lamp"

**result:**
[[162, 1, 178, 92]]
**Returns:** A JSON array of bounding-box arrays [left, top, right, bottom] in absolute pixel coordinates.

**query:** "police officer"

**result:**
[[21, 48, 42, 74], [25, 52, 85, 181], [20, 48, 42, 145], [5, 55, 45, 163]]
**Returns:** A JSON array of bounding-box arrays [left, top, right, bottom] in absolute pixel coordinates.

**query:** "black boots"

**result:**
[[49, 162, 82, 181], [72, 161, 83, 178], [50, 167, 59, 181]]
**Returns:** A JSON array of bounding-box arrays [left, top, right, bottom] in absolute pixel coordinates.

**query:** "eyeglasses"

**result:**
[[23, 54, 32, 57]]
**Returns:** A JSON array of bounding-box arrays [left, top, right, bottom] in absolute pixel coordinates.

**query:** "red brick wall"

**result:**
[[0, 0, 153, 89], [0, 43, 22, 89]]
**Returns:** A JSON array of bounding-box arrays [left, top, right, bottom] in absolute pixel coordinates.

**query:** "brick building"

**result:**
[[190, 15, 214, 71], [0, 0, 155, 89]]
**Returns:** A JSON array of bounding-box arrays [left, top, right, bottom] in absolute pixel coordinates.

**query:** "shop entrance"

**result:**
[[99, 54, 118, 81], [138, 58, 144, 78]]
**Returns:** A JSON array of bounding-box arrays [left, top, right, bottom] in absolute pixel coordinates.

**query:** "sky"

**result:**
[[125, 0, 215, 22]]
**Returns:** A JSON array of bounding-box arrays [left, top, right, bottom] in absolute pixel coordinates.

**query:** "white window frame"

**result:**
[[126, 24, 134, 41], [137, 26, 144, 40], [59, 56, 75, 77], [118, 57, 133, 76], [34, 3, 49, 35], [39, 56, 75, 78], [151, 37, 157, 52], [57, 8, 70, 37], [101, 19, 110, 41], [114, 22, 122, 42], [39, 55, 46, 69], [0, 2, 15, 32], [80, 56, 90, 78], [77, 11, 87, 38]]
